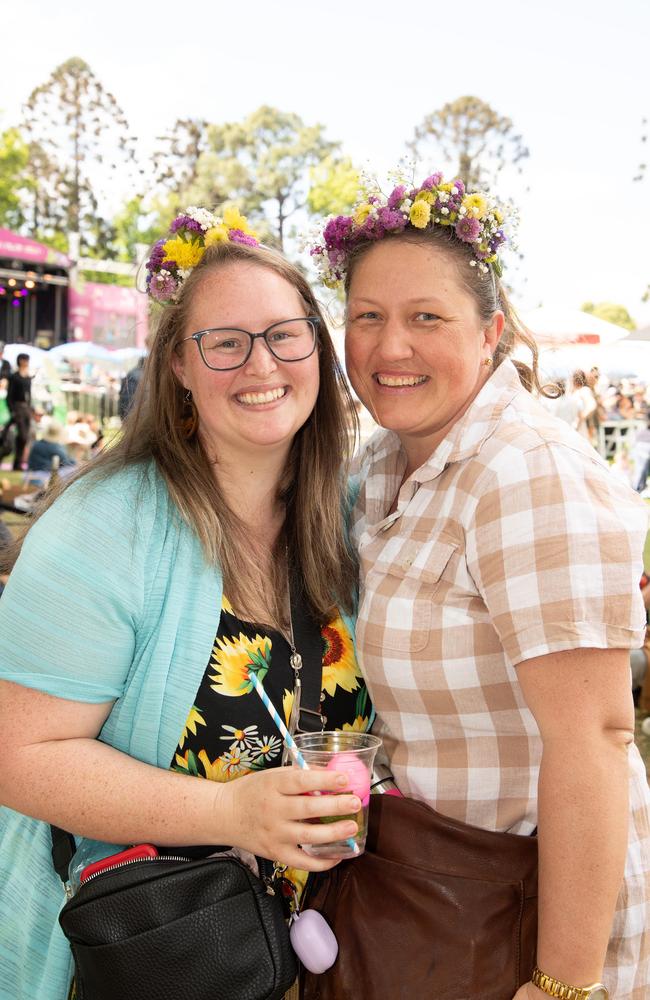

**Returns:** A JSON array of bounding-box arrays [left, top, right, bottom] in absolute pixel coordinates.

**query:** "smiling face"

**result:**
[[173, 260, 320, 464], [345, 239, 503, 470]]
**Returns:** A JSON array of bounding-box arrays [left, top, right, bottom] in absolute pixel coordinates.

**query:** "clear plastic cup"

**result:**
[[293, 731, 382, 859]]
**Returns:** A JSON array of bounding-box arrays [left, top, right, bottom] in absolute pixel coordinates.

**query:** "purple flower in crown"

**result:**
[[228, 229, 259, 247], [387, 185, 406, 209], [421, 172, 443, 190], [149, 272, 179, 302], [169, 215, 203, 234], [455, 216, 482, 243], [146, 239, 167, 271], [360, 215, 385, 240], [452, 179, 465, 198], [323, 215, 354, 251], [489, 229, 506, 253], [377, 206, 407, 231]]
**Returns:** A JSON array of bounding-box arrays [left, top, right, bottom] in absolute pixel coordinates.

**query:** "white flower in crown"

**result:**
[[186, 206, 218, 230]]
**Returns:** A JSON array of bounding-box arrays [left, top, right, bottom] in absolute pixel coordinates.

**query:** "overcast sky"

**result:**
[[2, 0, 649, 325]]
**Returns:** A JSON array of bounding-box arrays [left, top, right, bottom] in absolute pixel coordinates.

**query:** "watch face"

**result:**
[[587, 989, 608, 1000]]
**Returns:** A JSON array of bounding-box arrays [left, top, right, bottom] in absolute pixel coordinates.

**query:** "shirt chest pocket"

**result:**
[[360, 537, 458, 653]]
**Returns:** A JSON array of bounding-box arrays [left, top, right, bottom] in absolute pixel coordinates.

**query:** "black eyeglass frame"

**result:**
[[178, 316, 320, 371]]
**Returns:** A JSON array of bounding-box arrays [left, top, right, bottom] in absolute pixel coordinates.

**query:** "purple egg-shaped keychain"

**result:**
[[290, 908, 338, 974]]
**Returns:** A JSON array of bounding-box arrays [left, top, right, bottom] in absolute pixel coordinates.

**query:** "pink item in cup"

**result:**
[[326, 752, 371, 806]]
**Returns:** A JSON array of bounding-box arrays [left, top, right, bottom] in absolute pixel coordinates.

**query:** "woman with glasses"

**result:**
[[0, 208, 372, 1000]]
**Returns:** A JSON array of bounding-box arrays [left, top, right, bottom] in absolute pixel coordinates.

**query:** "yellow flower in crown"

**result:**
[[222, 206, 257, 237], [353, 203, 373, 225], [414, 190, 435, 205], [409, 200, 431, 229], [321, 615, 360, 697], [204, 224, 230, 247], [463, 193, 488, 219], [162, 236, 205, 270], [178, 705, 207, 749], [209, 633, 272, 697]]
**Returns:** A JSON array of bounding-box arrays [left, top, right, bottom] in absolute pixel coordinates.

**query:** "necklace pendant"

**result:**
[[290, 652, 303, 672]]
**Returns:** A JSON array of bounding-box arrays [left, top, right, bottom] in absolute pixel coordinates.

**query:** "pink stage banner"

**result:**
[[0, 228, 70, 268], [69, 281, 148, 348]]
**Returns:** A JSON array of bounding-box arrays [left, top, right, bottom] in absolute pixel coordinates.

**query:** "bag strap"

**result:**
[[50, 824, 76, 887], [288, 570, 326, 733]]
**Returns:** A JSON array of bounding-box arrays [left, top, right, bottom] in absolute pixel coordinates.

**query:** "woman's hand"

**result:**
[[217, 765, 362, 870]]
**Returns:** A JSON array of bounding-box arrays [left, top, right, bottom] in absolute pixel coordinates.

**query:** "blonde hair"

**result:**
[[4, 242, 359, 626], [344, 227, 557, 397]]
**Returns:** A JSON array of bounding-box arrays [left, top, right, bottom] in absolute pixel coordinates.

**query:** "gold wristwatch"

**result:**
[[532, 966, 609, 999]]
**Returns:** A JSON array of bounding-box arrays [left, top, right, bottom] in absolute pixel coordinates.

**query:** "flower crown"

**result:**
[[145, 205, 259, 304], [308, 170, 512, 288]]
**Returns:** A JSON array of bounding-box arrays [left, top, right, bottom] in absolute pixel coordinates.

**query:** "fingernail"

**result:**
[[346, 823, 358, 835], [350, 797, 361, 811], [336, 774, 349, 787]]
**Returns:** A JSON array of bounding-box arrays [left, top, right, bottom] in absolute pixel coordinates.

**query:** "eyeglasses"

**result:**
[[179, 316, 320, 371]]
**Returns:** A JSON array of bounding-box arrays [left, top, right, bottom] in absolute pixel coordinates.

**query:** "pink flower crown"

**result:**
[[145, 206, 259, 304], [307, 171, 513, 288]]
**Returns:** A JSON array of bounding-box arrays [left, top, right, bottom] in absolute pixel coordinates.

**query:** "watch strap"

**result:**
[[532, 966, 608, 999]]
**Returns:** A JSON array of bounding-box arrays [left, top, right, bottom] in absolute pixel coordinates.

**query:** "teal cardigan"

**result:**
[[0, 461, 357, 1000]]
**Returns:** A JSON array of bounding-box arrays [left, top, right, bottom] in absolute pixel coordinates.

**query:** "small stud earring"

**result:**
[[483, 357, 493, 367]]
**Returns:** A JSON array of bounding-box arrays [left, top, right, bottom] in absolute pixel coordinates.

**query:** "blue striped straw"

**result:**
[[249, 672, 307, 768], [250, 671, 358, 853]]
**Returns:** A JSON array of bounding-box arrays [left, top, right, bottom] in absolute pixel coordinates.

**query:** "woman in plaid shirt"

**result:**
[[313, 173, 650, 999]]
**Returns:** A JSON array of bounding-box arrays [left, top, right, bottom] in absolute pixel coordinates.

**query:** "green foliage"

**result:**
[[581, 301, 636, 331], [185, 106, 339, 249], [0, 127, 31, 229], [409, 95, 529, 189], [307, 156, 359, 217], [583, 301, 637, 331]]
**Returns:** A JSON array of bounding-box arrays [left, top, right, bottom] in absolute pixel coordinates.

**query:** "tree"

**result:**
[[21, 57, 141, 255], [409, 95, 529, 190], [307, 156, 359, 218], [0, 127, 32, 230], [187, 106, 339, 250], [152, 118, 210, 194], [582, 301, 636, 331]]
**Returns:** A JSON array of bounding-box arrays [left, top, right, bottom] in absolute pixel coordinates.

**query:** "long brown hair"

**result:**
[[4, 242, 359, 625], [344, 226, 556, 397]]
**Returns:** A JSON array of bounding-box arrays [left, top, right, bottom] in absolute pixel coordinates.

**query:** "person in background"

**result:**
[[311, 168, 649, 999], [27, 419, 76, 474], [2, 353, 32, 470], [0, 342, 10, 386], [118, 354, 145, 420], [570, 368, 597, 442], [64, 419, 97, 464], [0, 206, 370, 1000]]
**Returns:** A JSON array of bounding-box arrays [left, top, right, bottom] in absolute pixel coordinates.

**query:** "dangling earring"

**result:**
[[483, 357, 493, 367], [181, 388, 199, 438]]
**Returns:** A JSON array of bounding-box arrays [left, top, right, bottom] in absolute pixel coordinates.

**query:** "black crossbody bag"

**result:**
[[50, 578, 326, 1000]]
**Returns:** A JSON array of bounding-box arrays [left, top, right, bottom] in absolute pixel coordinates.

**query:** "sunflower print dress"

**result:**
[[170, 596, 372, 888]]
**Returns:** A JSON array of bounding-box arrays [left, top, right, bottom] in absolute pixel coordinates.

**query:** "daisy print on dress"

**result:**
[[209, 633, 272, 697], [219, 724, 260, 751]]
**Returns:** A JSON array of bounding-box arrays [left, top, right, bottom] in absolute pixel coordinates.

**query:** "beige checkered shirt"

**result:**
[[352, 360, 650, 998]]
